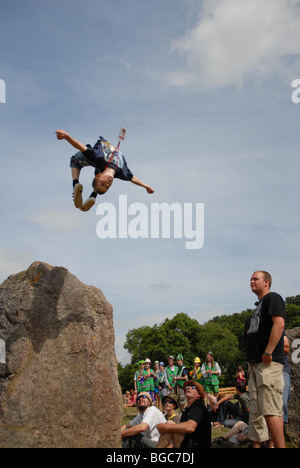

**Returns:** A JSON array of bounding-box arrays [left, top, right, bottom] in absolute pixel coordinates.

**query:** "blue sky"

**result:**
[[1, 0, 300, 364]]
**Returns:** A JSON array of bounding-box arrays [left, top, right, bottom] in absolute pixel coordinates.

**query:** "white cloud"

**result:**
[[29, 208, 84, 233], [165, 0, 300, 89]]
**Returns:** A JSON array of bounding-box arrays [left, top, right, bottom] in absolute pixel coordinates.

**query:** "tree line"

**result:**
[[118, 295, 300, 392]]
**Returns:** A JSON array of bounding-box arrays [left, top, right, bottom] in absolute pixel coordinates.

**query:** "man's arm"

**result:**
[[134, 379, 137, 393], [284, 335, 290, 354], [262, 316, 285, 363], [121, 422, 149, 438], [174, 372, 188, 383], [213, 393, 234, 412], [56, 129, 87, 153], [174, 375, 188, 382], [130, 176, 155, 194], [157, 420, 197, 435]]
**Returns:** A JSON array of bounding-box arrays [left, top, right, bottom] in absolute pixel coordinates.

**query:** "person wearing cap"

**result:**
[[157, 380, 211, 448], [173, 353, 188, 412], [162, 393, 181, 424], [160, 393, 181, 448], [121, 391, 165, 448], [190, 357, 202, 382]]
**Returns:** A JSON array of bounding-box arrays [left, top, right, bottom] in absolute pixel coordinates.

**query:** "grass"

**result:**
[[122, 406, 138, 426]]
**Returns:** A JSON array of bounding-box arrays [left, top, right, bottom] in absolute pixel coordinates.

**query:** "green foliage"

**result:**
[[286, 295, 300, 306], [286, 303, 300, 329], [118, 362, 137, 394], [118, 296, 300, 392]]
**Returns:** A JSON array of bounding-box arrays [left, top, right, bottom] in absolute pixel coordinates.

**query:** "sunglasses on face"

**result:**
[[185, 385, 197, 390], [164, 399, 175, 405], [137, 395, 148, 401]]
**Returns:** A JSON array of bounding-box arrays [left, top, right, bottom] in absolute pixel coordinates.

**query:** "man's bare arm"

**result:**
[[121, 422, 149, 438], [56, 129, 87, 152], [157, 420, 197, 435], [262, 316, 285, 363], [130, 176, 155, 194]]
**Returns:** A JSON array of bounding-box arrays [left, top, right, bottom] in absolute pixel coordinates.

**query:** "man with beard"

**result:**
[[121, 392, 165, 448]]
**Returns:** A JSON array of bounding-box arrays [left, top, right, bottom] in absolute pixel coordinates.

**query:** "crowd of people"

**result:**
[[121, 271, 291, 449], [123, 352, 222, 410], [121, 353, 247, 448], [122, 375, 212, 449]]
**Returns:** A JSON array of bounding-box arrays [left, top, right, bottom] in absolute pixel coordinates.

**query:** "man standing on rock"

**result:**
[[246, 271, 286, 448]]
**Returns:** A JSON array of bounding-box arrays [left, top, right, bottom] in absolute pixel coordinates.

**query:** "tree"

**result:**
[[124, 313, 202, 365], [118, 362, 136, 395], [286, 295, 300, 306], [286, 304, 300, 329], [119, 295, 300, 391], [123, 312, 241, 387]]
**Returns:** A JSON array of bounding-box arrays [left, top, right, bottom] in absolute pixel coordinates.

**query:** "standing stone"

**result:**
[[285, 327, 300, 447], [0, 261, 122, 448]]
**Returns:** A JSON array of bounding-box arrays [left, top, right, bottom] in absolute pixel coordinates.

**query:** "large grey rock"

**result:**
[[0, 261, 122, 448], [285, 327, 300, 447]]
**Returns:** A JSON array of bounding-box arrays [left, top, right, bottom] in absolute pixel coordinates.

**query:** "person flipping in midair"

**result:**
[[56, 129, 155, 211]]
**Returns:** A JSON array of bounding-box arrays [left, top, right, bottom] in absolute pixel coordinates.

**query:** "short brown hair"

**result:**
[[260, 271, 272, 288]]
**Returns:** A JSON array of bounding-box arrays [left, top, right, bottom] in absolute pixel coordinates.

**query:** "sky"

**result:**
[[0, 0, 300, 364]]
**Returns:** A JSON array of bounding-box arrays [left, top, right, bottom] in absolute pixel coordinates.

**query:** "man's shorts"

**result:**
[[248, 362, 284, 443], [70, 151, 91, 170]]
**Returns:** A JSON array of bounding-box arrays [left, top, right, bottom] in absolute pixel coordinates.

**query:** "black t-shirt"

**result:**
[[246, 292, 286, 364], [180, 399, 211, 449]]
